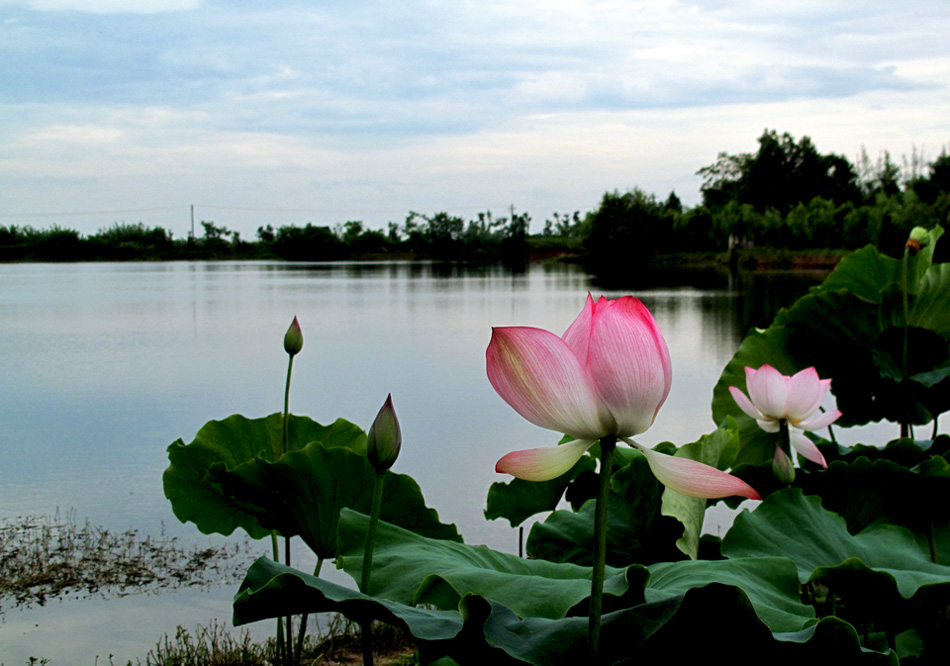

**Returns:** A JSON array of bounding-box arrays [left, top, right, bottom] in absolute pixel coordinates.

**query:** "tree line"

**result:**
[[3, 129, 949, 264], [584, 130, 950, 269]]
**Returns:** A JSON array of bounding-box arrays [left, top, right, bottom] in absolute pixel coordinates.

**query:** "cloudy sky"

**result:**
[[2, 0, 948, 238]]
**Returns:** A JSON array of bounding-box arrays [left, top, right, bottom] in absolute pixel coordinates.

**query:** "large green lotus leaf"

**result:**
[[794, 450, 950, 537], [484, 453, 596, 527], [775, 238, 950, 426], [722, 489, 950, 608], [335, 508, 641, 620], [459, 588, 896, 664], [163, 414, 366, 538], [660, 419, 742, 559], [816, 244, 903, 302], [234, 558, 895, 665], [646, 556, 813, 633], [714, 232, 950, 432], [710, 325, 801, 466], [911, 262, 950, 335], [776, 289, 936, 427], [816, 226, 943, 302], [524, 450, 685, 567], [211, 442, 461, 558], [232, 556, 463, 665]]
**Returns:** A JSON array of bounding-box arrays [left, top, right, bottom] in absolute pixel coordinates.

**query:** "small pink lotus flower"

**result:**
[[729, 365, 841, 468], [487, 294, 759, 500]]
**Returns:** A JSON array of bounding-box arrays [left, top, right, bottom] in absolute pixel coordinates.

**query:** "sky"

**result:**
[[1, 0, 949, 239]]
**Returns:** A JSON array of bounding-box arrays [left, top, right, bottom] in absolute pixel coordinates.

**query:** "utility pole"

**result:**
[[190, 204, 195, 240]]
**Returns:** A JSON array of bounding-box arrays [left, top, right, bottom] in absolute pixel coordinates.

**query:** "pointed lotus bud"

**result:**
[[772, 445, 795, 483], [367, 394, 401, 471], [283, 316, 303, 356]]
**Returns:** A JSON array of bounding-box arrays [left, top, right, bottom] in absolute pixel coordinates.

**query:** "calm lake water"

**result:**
[[0, 260, 899, 663]]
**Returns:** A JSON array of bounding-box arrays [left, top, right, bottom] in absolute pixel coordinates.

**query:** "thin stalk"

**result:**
[[933, 418, 940, 440], [819, 407, 838, 445], [283, 355, 294, 454], [901, 248, 910, 438], [271, 531, 285, 666], [285, 536, 293, 661], [293, 559, 325, 666], [361, 472, 386, 666], [588, 435, 616, 663], [278, 353, 295, 664]]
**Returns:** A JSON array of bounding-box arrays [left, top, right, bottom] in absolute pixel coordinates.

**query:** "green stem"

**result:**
[[282, 355, 294, 458], [588, 435, 616, 664], [271, 531, 285, 666], [901, 248, 910, 438], [285, 536, 293, 661], [293, 559, 324, 666], [361, 472, 386, 666], [276, 347, 295, 665]]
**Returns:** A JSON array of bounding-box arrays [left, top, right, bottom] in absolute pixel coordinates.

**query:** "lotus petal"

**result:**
[[624, 439, 760, 500], [747, 365, 789, 420], [587, 297, 672, 437], [487, 326, 615, 440], [494, 439, 596, 482], [789, 431, 828, 467]]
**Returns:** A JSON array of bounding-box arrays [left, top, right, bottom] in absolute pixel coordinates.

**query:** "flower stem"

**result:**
[[293, 559, 324, 666], [361, 471, 386, 666], [282, 354, 294, 457], [271, 531, 285, 666], [588, 435, 616, 663], [901, 248, 910, 438]]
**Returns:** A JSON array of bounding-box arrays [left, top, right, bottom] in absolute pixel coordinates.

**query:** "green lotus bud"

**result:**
[[906, 226, 930, 255], [910, 226, 930, 246], [283, 316, 303, 356], [367, 394, 401, 471], [772, 446, 795, 483]]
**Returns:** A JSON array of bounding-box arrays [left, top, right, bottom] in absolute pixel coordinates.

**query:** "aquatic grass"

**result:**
[[116, 616, 416, 666], [0, 510, 255, 610]]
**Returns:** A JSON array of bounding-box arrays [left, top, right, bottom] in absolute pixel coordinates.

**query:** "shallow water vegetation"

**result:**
[[0, 510, 255, 611], [119, 617, 416, 666]]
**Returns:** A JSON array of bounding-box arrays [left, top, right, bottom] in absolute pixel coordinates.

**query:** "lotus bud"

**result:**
[[283, 316, 303, 356], [906, 226, 930, 255], [367, 394, 401, 471], [772, 446, 795, 483]]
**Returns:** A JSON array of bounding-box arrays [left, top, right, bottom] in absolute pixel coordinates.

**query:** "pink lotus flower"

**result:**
[[729, 365, 841, 468], [487, 294, 760, 500]]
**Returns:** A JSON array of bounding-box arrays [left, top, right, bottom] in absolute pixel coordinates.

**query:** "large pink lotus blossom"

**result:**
[[487, 294, 760, 500], [729, 365, 842, 468]]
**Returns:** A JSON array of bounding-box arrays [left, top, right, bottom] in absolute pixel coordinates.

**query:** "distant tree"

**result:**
[[257, 224, 275, 243], [387, 221, 402, 242], [272, 223, 345, 260], [856, 148, 901, 199], [341, 220, 364, 245], [584, 188, 667, 268], [405, 211, 465, 258], [664, 191, 683, 213], [698, 130, 860, 214]]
